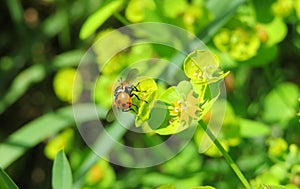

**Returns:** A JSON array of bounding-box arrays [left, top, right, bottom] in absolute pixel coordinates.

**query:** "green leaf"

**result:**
[[42, 10, 67, 37], [252, 0, 274, 23], [135, 78, 158, 125], [262, 82, 299, 126], [240, 118, 270, 138], [0, 104, 106, 169], [0, 50, 84, 114], [79, 0, 124, 39], [142, 100, 170, 132], [261, 17, 288, 47], [159, 86, 178, 103], [176, 80, 194, 96], [52, 150, 73, 189], [6, 0, 24, 33], [93, 29, 131, 66], [0, 64, 46, 114], [73, 116, 128, 187], [183, 50, 229, 84], [51, 50, 86, 69], [200, 0, 246, 42], [152, 81, 200, 135], [184, 50, 219, 81], [0, 167, 18, 189]]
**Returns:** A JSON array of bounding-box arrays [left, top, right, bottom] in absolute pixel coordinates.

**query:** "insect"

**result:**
[[106, 69, 147, 122]]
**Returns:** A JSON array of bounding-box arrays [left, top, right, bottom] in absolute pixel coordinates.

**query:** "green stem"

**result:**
[[113, 12, 131, 25], [198, 120, 251, 189], [200, 83, 207, 102]]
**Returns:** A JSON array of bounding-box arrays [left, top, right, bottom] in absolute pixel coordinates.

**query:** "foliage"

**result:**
[[0, 0, 300, 188], [0, 167, 18, 189], [52, 150, 73, 189]]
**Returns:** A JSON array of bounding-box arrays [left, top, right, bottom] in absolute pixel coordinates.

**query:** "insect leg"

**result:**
[[132, 82, 147, 93], [122, 107, 137, 113], [130, 93, 148, 103], [129, 108, 137, 113], [121, 103, 138, 113], [130, 104, 138, 113]]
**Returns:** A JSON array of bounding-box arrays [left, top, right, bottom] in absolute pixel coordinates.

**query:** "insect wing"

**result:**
[[124, 68, 139, 84], [106, 107, 116, 122]]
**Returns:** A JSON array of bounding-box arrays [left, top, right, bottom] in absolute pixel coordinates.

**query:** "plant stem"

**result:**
[[113, 12, 131, 26], [198, 120, 251, 189]]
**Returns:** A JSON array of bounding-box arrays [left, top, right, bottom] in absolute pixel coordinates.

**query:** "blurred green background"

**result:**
[[0, 0, 300, 188]]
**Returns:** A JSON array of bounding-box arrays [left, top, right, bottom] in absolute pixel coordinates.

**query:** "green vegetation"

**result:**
[[1, 0, 300, 188]]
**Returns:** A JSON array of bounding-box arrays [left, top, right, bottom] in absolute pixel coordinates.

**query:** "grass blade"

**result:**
[[0, 104, 106, 169], [0, 64, 46, 114], [79, 0, 124, 39], [0, 167, 19, 189], [199, 0, 246, 42], [52, 150, 72, 189], [198, 120, 251, 189], [73, 119, 129, 188]]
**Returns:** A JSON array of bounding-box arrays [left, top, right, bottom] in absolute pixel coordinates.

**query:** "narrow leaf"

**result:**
[[52, 150, 73, 189], [0, 64, 46, 114], [0, 167, 19, 189], [0, 104, 106, 169], [0, 50, 85, 115], [199, 0, 246, 42], [79, 0, 124, 39], [51, 50, 85, 69]]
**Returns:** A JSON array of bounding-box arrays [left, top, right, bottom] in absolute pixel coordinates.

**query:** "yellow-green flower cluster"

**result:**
[[213, 27, 261, 61]]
